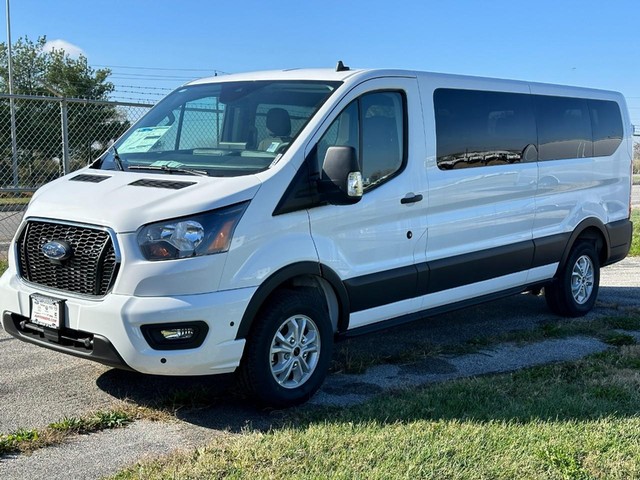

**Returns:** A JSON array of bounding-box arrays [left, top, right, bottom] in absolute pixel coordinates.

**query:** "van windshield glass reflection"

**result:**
[[95, 80, 341, 177]]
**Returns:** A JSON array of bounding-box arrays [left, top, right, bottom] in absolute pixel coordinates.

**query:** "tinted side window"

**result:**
[[316, 91, 405, 191], [588, 99, 623, 157], [535, 95, 593, 160], [434, 89, 537, 170], [360, 92, 404, 188]]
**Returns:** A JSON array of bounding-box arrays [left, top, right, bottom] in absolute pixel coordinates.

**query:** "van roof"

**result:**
[[186, 68, 411, 85], [185, 68, 624, 100]]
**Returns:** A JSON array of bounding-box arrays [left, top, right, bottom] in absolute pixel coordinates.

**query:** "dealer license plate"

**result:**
[[30, 294, 65, 329]]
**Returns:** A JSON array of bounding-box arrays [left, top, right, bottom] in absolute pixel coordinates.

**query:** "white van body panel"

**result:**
[[418, 75, 538, 262], [26, 170, 262, 233], [526, 84, 632, 241], [307, 77, 428, 281], [0, 67, 632, 381]]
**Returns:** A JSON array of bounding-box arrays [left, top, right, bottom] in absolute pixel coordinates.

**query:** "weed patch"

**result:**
[[0, 405, 163, 456]]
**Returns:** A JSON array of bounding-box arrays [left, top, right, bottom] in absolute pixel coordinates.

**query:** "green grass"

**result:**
[[630, 209, 640, 256], [0, 406, 164, 455], [0, 197, 30, 205], [112, 345, 640, 479]]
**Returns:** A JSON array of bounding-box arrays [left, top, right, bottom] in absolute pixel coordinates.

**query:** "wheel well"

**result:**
[[268, 275, 341, 333], [572, 226, 607, 265], [235, 262, 348, 341], [554, 221, 608, 279]]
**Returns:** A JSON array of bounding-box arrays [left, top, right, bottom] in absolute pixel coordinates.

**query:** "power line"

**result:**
[[109, 73, 200, 80], [111, 84, 173, 91], [94, 64, 229, 74]]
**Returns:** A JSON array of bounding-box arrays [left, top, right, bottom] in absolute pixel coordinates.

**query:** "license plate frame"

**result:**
[[30, 294, 65, 330]]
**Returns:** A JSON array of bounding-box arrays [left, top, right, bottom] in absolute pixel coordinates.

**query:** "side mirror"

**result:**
[[321, 146, 363, 205]]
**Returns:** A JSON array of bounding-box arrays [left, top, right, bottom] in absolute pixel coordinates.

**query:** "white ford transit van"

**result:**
[[1, 65, 633, 406]]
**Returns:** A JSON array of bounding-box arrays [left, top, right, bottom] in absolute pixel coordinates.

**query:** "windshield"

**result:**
[[94, 80, 341, 177]]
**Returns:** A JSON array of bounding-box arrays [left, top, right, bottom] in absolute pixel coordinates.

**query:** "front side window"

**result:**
[[316, 91, 405, 190], [95, 80, 341, 177]]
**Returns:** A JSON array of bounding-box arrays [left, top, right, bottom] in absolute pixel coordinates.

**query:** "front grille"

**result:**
[[17, 221, 120, 296]]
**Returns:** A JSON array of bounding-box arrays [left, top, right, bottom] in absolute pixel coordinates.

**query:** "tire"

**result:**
[[239, 289, 333, 408], [545, 241, 600, 317]]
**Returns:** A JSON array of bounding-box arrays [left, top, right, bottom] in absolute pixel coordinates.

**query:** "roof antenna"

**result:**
[[335, 60, 350, 72]]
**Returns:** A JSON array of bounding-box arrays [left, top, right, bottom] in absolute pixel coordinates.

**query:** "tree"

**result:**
[[0, 36, 131, 187]]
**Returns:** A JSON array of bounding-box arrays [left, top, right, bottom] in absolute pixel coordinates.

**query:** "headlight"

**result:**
[[138, 202, 248, 261]]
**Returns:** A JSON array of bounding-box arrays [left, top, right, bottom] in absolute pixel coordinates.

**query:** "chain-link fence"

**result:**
[[0, 94, 152, 258]]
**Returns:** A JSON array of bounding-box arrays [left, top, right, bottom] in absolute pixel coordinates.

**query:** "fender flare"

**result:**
[[557, 217, 609, 273], [235, 261, 350, 340]]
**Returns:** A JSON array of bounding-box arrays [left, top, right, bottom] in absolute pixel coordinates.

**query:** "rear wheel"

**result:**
[[545, 241, 600, 317], [239, 289, 333, 408]]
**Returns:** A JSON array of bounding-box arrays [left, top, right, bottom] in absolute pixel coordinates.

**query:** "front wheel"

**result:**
[[545, 241, 600, 317], [239, 289, 333, 408]]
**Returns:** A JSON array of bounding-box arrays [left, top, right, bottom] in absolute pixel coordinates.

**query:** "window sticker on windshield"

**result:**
[[266, 142, 281, 153], [118, 126, 172, 153]]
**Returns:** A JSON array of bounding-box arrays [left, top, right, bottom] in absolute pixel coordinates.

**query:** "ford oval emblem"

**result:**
[[41, 240, 72, 261]]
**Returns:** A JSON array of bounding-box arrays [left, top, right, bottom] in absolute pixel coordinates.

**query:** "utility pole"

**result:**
[[6, 0, 19, 187]]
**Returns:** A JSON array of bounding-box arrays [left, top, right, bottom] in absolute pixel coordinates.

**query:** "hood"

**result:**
[[26, 169, 262, 233]]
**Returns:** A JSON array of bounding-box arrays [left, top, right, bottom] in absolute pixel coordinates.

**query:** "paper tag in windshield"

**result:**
[[118, 126, 172, 153], [266, 142, 281, 153], [149, 161, 184, 168]]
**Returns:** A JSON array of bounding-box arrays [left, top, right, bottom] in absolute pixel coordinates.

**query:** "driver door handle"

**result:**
[[401, 193, 423, 204]]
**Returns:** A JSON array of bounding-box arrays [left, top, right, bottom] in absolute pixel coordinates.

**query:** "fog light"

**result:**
[[160, 327, 196, 340], [141, 321, 209, 350]]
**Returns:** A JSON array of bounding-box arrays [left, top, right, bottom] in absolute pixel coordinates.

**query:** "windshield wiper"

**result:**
[[112, 146, 124, 171], [127, 164, 209, 176]]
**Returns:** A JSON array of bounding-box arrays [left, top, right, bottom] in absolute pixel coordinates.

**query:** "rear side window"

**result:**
[[535, 96, 593, 160], [588, 99, 623, 156], [434, 89, 537, 169], [434, 89, 624, 170]]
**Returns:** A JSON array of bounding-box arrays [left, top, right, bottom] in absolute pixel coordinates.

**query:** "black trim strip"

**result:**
[[344, 265, 417, 312], [532, 233, 571, 268], [340, 284, 536, 339], [426, 240, 534, 295], [344, 241, 537, 313]]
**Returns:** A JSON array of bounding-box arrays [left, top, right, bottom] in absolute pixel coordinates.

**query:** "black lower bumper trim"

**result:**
[[2, 311, 134, 371], [604, 219, 633, 266]]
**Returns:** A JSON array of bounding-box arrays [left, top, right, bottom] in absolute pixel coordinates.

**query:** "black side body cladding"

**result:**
[[344, 265, 417, 312], [604, 219, 633, 266]]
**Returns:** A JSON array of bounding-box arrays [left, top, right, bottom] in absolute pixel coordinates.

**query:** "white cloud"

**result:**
[[43, 39, 85, 59]]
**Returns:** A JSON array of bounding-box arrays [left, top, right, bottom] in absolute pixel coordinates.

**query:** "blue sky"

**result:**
[[4, 0, 640, 126]]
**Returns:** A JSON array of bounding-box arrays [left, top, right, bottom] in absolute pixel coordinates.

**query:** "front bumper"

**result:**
[[2, 311, 133, 370], [0, 271, 256, 376]]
